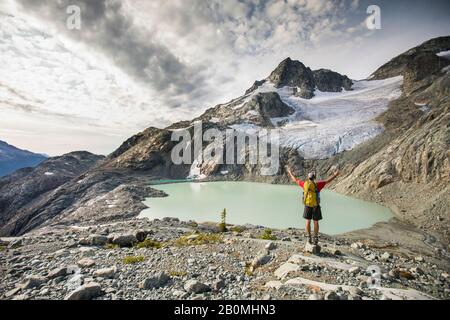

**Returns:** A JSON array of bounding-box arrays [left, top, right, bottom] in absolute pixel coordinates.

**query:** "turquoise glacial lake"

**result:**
[[140, 181, 393, 235]]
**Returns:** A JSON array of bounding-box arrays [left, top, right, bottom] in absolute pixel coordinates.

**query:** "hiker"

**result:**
[[287, 167, 340, 245]]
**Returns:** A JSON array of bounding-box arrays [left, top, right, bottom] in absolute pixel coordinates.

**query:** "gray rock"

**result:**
[[47, 267, 68, 279], [212, 279, 226, 291], [265, 241, 276, 250], [65, 282, 103, 300], [20, 275, 46, 289], [350, 242, 364, 250], [251, 254, 272, 267], [111, 234, 138, 247], [324, 291, 340, 300], [140, 272, 170, 289], [77, 258, 95, 268], [348, 266, 361, 275], [89, 234, 108, 246], [5, 287, 21, 298], [381, 252, 392, 261], [172, 289, 188, 299], [308, 293, 323, 300], [347, 286, 363, 296], [184, 280, 211, 294], [304, 243, 321, 254], [135, 230, 146, 242], [365, 253, 377, 261], [93, 266, 117, 279]]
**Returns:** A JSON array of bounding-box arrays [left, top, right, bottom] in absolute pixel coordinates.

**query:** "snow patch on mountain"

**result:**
[[436, 50, 450, 59]]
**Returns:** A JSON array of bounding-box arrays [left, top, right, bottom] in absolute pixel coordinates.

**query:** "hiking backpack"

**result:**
[[303, 179, 319, 207]]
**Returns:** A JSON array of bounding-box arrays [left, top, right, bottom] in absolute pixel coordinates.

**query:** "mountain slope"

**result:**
[[327, 37, 450, 243], [0, 151, 104, 236], [0, 141, 47, 177]]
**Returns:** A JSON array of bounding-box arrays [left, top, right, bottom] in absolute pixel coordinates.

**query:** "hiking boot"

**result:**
[[313, 235, 319, 245], [305, 234, 312, 244]]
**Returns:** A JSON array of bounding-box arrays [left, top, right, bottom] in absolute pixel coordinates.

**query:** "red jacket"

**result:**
[[295, 179, 327, 192]]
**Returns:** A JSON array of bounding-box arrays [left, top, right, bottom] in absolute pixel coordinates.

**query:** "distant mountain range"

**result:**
[[0, 141, 47, 177]]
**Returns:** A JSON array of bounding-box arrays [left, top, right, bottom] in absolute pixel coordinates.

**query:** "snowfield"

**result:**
[[231, 76, 403, 159], [436, 50, 450, 59]]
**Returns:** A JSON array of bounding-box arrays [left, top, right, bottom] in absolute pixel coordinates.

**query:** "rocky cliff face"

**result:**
[[313, 69, 353, 92], [0, 151, 104, 236], [198, 91, 294, 127], [370, 36, 450, 94], [0, 141, 47, 177], [326, 37, 450, 243]]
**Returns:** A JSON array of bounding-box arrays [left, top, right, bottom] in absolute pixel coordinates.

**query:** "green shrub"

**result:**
[[135, 239, 163, 249], [173, 232, 222, 247], [259, 229, 277, 240], [104, 243, 119, 250], [0, 245, 6, 251], [122, 255, 145, 264], [231, 225, 246, 233], [244, 262, 254, 276], [168, 270, 187, 277]]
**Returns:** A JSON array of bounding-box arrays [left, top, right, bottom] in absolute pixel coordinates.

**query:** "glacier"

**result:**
[[231, 76, 403, 160]]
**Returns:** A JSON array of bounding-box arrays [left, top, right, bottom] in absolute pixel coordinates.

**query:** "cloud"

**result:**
[[15, 0, 211, 108], [4, 0, 447, 156]]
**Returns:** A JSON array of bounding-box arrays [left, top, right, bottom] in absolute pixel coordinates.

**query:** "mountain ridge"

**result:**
[[0, 140, 47, 177]]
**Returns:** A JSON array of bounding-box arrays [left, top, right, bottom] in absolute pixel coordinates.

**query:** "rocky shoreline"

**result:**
[[1, 215, 448, 300]]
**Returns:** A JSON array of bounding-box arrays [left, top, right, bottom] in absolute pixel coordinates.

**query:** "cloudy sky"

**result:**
[[1, 0, 449, 156]]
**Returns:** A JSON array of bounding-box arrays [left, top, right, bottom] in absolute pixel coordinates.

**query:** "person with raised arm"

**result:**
[[287, 167, 339, 245]]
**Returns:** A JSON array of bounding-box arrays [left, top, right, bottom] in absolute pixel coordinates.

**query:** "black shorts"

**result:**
[[303, 205, 322, 221]]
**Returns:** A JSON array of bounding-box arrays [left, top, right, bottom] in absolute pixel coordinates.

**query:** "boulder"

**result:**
[[47, 267, 68, 279], [184, 280, 211, 294], [251, 254, 272, 268], [77, 258, 95, 268], [265, 241, 276, 251], [324, 291, 340, 300], [139, 272, 170, 290], [65, 282, 103, 300], [304, 243, 321, 254], [93, 266, 117, 279], [20, 275, 46, 289], [111, 234, 138, 247], [274, 262, 300, 279], [89, 234, 108, 246], [212, 279, 226, 291]]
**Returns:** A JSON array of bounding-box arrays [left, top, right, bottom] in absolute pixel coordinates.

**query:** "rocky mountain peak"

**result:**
[[268, 57, 315, 98], [369, 36, 450, 94], [262, 57, 354, 98], [313, 69, 353, 92]]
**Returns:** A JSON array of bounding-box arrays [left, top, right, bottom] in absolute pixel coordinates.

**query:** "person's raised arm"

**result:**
[[286, 167, 298, 183], [325, 169, 340, 184]]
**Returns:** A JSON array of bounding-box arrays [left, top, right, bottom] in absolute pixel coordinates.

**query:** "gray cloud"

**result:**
[[16, 0, 210, 108]]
